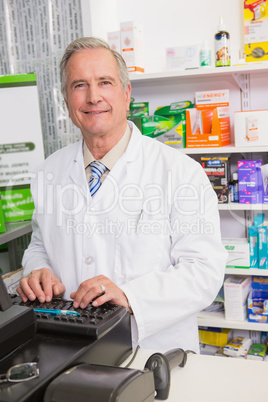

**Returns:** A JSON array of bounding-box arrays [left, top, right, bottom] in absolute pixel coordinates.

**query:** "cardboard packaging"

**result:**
[[244, 0, 268, 62], [166, 45, 200, 70], [107, 31, 121, 53], [222, 238, 250, 269], [129, 101, 149, 117], [198, 327, 232, 347], [201, 157, 229, 203], [120, 21, 144, 73], [153, 101, 194, 148], [223, 337, 252, 357], [186, 90, 231, 148], [238, 160, 263, 204], [234, 110, 268, 147], [224, 275, 252, 321], [248, 290, 268, 323]]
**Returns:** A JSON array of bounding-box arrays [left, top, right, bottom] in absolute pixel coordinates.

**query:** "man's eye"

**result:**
[[101, 81, 111, 85], [75, 83, 86, 88]]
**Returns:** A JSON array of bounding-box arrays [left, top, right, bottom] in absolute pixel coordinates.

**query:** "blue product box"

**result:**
[[248, 290, 268, 323], [248, 226, 258, 268], [238, 160, 262, 204], [252, 276, 268, 290], [258, 226, 268, 269]]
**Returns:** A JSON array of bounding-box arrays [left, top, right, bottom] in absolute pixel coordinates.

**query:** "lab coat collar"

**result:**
[[69, 122, 143, 204]]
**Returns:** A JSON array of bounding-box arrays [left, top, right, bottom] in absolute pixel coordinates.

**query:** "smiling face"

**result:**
[[64, 47, 131, 144]]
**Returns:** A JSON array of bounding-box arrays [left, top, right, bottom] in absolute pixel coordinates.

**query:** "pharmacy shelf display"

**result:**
[[0, 222, 32, 246], [130, 63, 268, 334]]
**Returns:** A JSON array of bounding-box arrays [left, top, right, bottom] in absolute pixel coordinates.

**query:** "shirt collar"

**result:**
[[83, 124, 132, 170]]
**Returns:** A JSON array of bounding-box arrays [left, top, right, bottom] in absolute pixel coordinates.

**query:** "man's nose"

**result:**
[[86, 84, 102, 104]]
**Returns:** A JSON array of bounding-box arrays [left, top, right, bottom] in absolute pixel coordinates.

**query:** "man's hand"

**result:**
[[16, 268, 65, 303], [70, 274, 132, 313]]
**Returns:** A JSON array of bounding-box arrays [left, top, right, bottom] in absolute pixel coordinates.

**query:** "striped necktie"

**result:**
[[88, 161, 107, 197]]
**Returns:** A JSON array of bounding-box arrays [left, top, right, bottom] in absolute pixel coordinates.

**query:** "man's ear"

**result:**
[[64, 98, 70, 116], [125, 83, 132, 112]]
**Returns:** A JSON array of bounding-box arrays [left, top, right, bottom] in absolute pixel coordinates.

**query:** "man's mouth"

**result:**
[[84, 110, 109, 115]]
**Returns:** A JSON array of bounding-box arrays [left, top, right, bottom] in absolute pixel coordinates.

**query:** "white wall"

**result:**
[[89, 0, 245, 73]]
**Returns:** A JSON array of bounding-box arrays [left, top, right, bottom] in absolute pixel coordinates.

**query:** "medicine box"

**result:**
[[248, 290, 268, 323], [248, 226, 259, 268], [238, 160, 263, 204], [120, 21, 144, 73], [223, 337, 252, 357], [247, 343, 267, 361], [153, 101, 194, 149], [201, 157, 229, 203], [234, 110, 268, 147], [186, 90, 231, 148], [129, 102, 149, 117], [244, 2, 268, 62], [107, 31, 121, 53], [166, 45, 200, 70], [252, 276, 268, 290], [224, 276, 252, 321], [222, 238, 250, 269]]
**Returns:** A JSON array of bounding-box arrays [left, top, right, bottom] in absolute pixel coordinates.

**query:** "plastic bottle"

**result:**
[[215, 16, 231, 67], [230, 173, 239, 202], [200, 40, 211, 68]]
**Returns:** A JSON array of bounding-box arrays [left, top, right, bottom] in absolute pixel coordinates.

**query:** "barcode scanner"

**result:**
[[144, 348, 187, 400]]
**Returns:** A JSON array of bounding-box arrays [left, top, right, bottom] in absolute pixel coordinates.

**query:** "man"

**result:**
[[17, 37, 227, 352]]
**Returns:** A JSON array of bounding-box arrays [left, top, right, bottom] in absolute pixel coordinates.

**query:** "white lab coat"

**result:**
[[22, 122, 227, 352]]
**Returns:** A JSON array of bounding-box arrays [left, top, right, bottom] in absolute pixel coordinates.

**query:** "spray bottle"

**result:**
[[215, 16, 231, 67]]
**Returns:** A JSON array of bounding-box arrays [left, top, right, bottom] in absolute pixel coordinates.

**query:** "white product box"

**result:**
[[166, 45, 200, 71], [120, 21, 144, 73], [222, 238, 250, 269], [107, 31, 121, 53], [224, 276, 252, 321], [234, 110, 268, 147]]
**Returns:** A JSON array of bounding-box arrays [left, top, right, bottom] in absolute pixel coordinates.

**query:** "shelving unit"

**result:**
[[0, 222, 32, 246], [130, 62, 268, 335]]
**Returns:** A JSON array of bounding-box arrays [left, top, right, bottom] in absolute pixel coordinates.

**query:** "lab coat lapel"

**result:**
[[69, 140, 89, 200]]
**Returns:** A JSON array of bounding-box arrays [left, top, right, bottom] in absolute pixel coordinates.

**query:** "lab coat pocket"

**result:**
[[114, 213, 171, 281]]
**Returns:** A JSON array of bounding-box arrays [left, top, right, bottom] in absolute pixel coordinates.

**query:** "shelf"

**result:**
[[181, 144, 268, 155], [0, 221, 32, 245], [129, 63, 268, 85], [198, 310, 268, 331], [218, 203, 268, 211], [225, 268, 268, 276]]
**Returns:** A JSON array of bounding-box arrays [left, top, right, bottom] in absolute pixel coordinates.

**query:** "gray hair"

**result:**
[[60, 37, 130, 98]]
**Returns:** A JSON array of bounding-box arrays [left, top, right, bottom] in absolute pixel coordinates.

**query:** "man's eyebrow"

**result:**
[[98, 75, 116, 83]]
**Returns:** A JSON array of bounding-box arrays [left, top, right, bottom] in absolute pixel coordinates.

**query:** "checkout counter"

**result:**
[[126, 349, 267, 402]]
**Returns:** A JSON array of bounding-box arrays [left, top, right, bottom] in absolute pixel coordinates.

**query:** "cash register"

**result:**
[[0, 275, 133, 402]]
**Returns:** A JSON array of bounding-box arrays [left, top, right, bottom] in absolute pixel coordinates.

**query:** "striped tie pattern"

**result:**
[[88, 161, 107, 197]]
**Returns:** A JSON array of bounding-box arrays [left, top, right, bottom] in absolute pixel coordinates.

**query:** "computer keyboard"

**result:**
[[11, 296, 127, 339]]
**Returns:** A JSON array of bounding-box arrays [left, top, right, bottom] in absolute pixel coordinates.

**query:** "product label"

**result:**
[[215, 38, 231, 66]]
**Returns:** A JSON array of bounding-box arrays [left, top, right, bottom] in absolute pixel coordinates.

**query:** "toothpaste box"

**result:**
[[222, 238, 250, 269], [120, 21, 144, 73], [224, 276, 252, 321]]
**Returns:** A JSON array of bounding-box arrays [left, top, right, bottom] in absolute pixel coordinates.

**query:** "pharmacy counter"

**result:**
[[125, 349, 267, 402]]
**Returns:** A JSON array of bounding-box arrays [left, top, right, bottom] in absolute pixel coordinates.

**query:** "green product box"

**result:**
[[0, 193, 5, 233], [129, 101, 149, 117], [151, 101, 194, 149], [1, 185, 34, 222]]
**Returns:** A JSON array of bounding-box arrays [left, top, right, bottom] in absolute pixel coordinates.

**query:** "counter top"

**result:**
[[124, 349, 267, 402]]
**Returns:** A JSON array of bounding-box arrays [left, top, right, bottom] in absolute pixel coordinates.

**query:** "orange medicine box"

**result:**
[[186, 90, 231, 148]]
